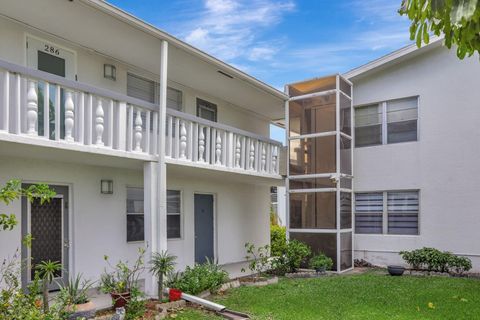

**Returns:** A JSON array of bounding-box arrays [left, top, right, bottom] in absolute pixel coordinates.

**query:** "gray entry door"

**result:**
[[22, 185, 69, 290], [194, 194, 214, 264]]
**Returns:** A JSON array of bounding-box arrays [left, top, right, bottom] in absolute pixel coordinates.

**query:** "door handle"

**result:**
[[64, 240, 70, 248]]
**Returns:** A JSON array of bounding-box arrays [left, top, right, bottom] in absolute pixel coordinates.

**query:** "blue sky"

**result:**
[[109, 0, 413, 142]]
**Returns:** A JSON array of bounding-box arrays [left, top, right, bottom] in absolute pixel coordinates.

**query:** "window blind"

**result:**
[[355, 193, 383, 234], [387, 191, 419, 235]]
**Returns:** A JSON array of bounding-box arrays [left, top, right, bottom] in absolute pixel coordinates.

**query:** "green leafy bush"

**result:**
[[165, 260, 228, 295], [270, 225, 287, 257], [400, 247, 472, 274], [242, 243, 270, 280], [309, 253, 333, 271], [271, 240, 311, 275]]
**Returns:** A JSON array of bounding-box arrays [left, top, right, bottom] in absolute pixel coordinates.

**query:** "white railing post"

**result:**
[[199, 125, 205, 162], [134, 108, 143, 152], [64, 90, 75, 142], [272, 146, 278, 174], [95, 98, 104, 146], [116, 101, 127, 150], [2, 71, 9, 132], [261, 144, 266, 172], [249, 140, 255, 170], [235, 135, 241, 168], [179, 120, 187, 159], [77, 92, 84, 144], [215, 131, 222, 165], [26, 80, 38, 136]]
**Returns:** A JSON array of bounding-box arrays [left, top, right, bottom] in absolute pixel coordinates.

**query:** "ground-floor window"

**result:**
[[355, 190, 419, 235], [167, 190, 181, 239], [126, 187, 182, 242], [126, 187, 144, 242]]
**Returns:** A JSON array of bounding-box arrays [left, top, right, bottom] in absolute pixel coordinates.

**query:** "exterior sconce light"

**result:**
[[104, 64, 116, 81], [101, 179, 113, 194]]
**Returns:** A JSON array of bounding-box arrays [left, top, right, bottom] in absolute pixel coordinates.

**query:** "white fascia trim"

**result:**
[[343, 36, 444, 80], [80, 0, 288, 102]]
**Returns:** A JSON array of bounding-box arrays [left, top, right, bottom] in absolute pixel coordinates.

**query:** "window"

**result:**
[[126, 187, 144, 242], [197, 98, 217, 122], [355, 190, 419, 235], [355, 193, 383, 234], [127, 73, 182, 111], [355, 104, 382, 147], [354, 97, 418, 147], [167, 190, 181, 239], [387, 191, 419, 235]]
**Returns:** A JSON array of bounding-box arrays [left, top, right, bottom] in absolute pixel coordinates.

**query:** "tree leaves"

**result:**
[[399, 0, 480, 59]]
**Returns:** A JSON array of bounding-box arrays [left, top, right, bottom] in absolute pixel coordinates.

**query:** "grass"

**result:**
[[176, 270, 480, 320]]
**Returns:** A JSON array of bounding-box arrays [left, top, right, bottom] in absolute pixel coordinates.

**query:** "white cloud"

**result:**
[[179, 0, 295, 61]]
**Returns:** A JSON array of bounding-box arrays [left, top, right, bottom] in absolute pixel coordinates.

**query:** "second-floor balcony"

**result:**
[[0, 59, 282, 178]]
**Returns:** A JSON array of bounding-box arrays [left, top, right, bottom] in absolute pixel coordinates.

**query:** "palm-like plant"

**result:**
[[35, 260, 62, 312], [149, 251, 176, 301]]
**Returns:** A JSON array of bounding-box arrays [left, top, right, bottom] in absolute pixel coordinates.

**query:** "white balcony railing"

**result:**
[[0, 59, 281, 176], [166, 109, 281, 176]]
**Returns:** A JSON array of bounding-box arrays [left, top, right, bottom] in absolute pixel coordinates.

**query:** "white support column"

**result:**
[[144, 161, 158, 297], [2, 71, 9, 132], [157, 40, 168, 256]]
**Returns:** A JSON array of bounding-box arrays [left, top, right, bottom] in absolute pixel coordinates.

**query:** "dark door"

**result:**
[[194, 194, 214, 264], [22, 185, 69, 289]]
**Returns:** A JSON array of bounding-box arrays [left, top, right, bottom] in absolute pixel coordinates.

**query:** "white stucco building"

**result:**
[[285, 37, 480, 272], [0, 0, 286, 296]]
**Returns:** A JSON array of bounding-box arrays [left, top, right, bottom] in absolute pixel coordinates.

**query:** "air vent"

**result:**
[[217, 70, 234, 79]]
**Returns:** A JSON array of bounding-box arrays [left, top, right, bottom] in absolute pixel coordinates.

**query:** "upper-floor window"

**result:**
[[355, 97, 418, 147], [126, 73, 182, 110], [355, 190, 419, 235], [197, 98, 217, 122]]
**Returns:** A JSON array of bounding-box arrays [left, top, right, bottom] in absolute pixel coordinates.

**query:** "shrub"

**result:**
[[57, 273, 93, 306], [309, 253, 333, 271], [271, 240, 311, 275], [400, 247, 472, 274], [165, 260, 228, 295], [270, 225, 287, 257], [241, 243, 270, 280]]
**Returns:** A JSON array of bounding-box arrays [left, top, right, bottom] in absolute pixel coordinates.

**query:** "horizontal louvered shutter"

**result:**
[[355, 193, 383, 234]]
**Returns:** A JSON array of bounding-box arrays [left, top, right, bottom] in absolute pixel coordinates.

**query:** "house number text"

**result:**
[[44, 44, 60, 55]]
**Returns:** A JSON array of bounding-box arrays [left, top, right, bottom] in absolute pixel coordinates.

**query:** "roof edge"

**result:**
[[343, 36, 444, 80], [81, 0, 289, 101]]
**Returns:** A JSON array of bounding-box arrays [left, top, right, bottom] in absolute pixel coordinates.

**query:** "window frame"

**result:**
[[167, 189, 183, 240], [196, 98, 218, 122], [354, 190, 420, 236], [126, 186, 145, 243], [354, 96, 419, 148]]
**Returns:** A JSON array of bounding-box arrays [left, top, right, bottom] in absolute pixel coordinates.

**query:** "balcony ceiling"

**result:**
[[1, 0, 286, 120]]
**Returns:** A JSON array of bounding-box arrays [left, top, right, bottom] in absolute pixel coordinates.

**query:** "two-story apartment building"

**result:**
[[0, 0, 287, 296], [285, 37, 480, 272]]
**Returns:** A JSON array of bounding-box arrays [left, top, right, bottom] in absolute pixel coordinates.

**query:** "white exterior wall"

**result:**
[[352, 46, 480, 270], [0, 155, 144, 282], [0, 16, 270, 137], [166, 172, 270, 277]]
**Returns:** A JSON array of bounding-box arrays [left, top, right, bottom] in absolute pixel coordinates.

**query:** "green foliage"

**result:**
[[0, 179, 56, 231], [0, 251, 64, 319], [36, 260, 62, 313], [309, 253, 334, 271], [125, 287, 146, 320], [100, 248, 145, 295], [400, 247, 472, 274], [270, 225, 287, 257], [271, 239, 311, 275], [241, 242, 270, 279], [57, 273, 93, 306], [399, 0, 480, 59], [166, 259, 228, 295], [150, 250, 177, 301]]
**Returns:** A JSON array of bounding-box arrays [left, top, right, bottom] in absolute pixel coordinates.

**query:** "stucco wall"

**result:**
[[0, 155, 270, 283], [0, 16, 270, 137], [352, 46, 480, 270]]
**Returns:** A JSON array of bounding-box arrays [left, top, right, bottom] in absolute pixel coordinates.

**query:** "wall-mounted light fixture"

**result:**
[[104, 64, 116, 81], [101, 179, 114, 194]]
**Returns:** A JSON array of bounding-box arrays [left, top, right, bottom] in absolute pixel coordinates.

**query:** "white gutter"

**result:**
[[80, 0, 289, 102]]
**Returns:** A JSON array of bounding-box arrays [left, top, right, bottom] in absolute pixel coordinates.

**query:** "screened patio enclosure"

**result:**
[[287, 75, 353, 272]]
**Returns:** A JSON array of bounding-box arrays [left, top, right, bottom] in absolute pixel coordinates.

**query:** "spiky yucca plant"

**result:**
[[149, 251, 176, 301]]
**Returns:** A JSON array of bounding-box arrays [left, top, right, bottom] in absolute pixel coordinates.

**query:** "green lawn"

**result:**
[[176, 270, 480, 320]]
